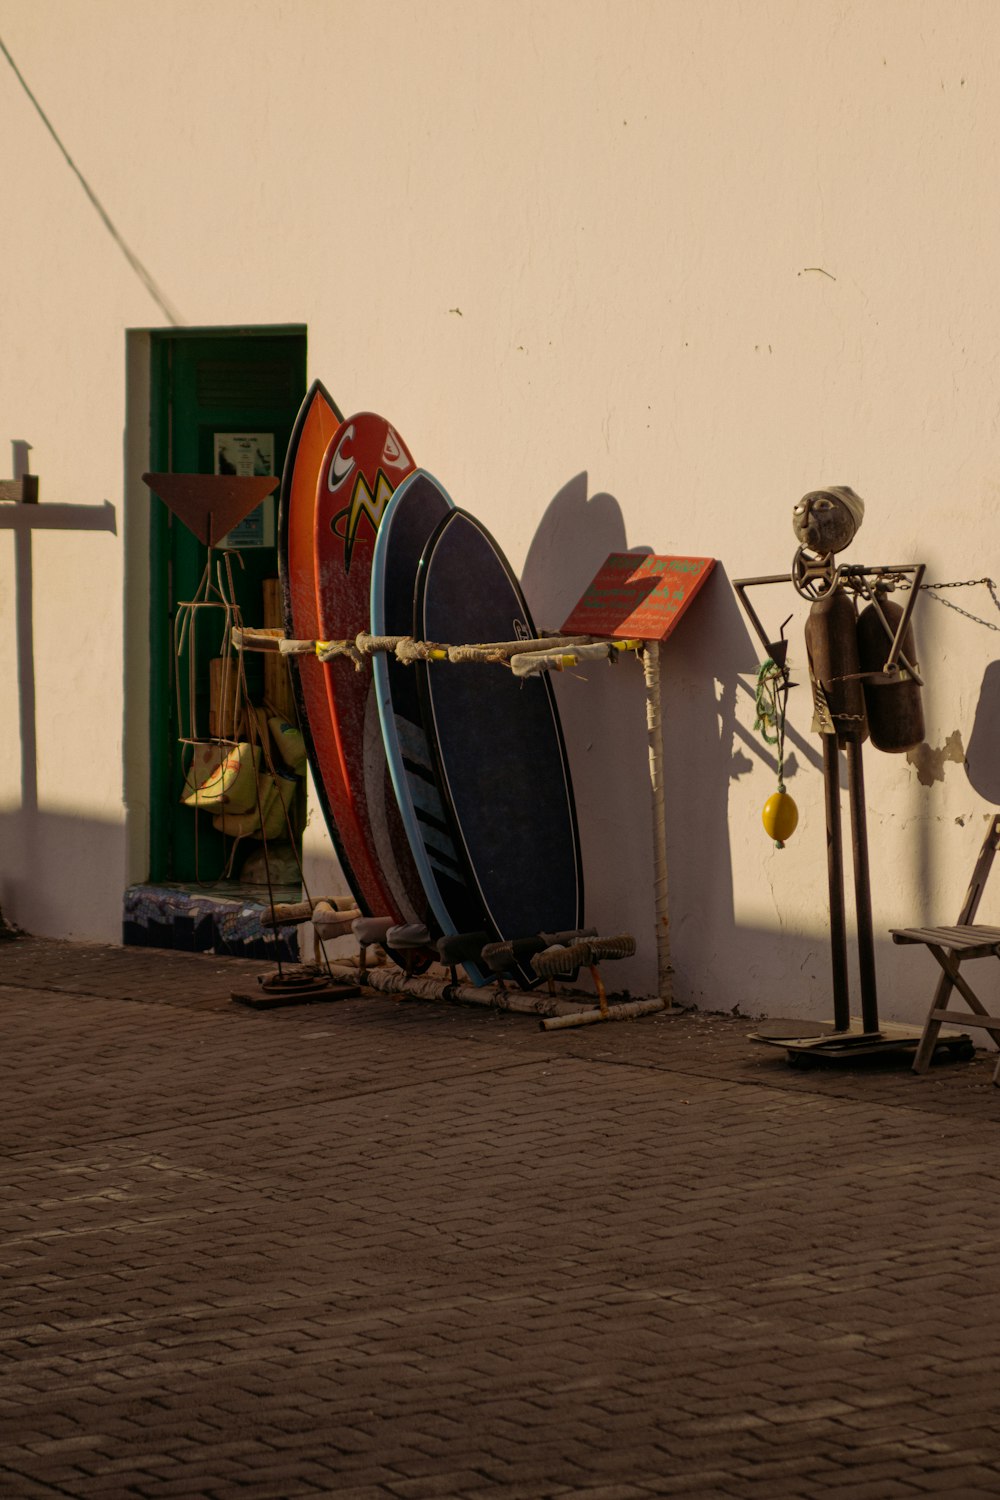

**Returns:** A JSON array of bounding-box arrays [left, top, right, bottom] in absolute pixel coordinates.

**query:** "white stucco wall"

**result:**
[[2, 0, 999, 1022]]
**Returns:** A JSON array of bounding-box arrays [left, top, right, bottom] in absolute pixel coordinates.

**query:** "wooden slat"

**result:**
[[892, 925, 1000, 954], [930, 1009, 1000, 1031], [920, 926, 1000, 941], [936, 941, 1000, 960]]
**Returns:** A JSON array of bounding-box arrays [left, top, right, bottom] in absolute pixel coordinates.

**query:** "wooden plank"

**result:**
[[929, 1008, 1000, 1031], [930, 943, 1000, 961], [209, 657, 241, 740], [936, 925, 1000, 941], [893, 926, 1000, 954], [894, 924, 1000, 939]]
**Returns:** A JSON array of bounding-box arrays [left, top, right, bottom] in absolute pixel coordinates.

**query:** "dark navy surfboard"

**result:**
[[371, 472, 484, 965], [413, 509, 584, 982]]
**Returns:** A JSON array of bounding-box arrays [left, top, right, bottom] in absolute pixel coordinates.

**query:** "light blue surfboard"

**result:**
[[372, 470, 494, 982]]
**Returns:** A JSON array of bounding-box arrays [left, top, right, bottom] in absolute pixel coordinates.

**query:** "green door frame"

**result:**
[[148, 325, 307, 883]]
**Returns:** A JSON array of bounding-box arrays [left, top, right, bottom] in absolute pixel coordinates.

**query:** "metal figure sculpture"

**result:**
[[735, 489, 926, 1042]]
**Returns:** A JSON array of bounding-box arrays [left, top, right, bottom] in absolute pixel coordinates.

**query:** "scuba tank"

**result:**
[[856, 596, 924, 752], [804, 590, 869, 744]]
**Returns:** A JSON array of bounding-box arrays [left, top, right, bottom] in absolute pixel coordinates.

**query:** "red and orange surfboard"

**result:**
[[278, 382, 356, 894], [311, 414, 428, 923]]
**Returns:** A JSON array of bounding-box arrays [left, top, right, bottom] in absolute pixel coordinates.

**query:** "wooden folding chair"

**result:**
[[891, 813, 1000, 1076]]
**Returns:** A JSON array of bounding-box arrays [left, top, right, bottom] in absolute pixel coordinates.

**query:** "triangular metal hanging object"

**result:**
[[142, 473, 279, 546]]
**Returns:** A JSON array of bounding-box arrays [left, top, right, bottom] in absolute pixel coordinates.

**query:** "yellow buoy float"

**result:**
[[762, 789, 798, 846], [754, 658, 797, 847]]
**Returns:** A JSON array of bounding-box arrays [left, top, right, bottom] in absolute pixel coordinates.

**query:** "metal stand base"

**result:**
[[750, 1020, 975, 1067], [232, 969, 361, 1010]]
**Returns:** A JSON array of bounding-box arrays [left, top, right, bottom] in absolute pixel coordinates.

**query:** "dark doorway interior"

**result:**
[[127, 326, 307, 956]]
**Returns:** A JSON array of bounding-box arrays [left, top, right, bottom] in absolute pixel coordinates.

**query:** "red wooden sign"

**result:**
[[560, 552, 716, 640]]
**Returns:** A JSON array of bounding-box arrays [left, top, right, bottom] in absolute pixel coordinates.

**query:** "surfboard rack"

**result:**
[[385, 923, 438, 977], [316, 919, 663, 1029], [340, 916, 433, 977], [320, 952, 663, 1026], [259, 895, 358, 928], [231, 625, 602, 666], [437, 930, 495, 985], [350, 916, 395, 975], [233, 551, 716, 1018], [481, 928, 599, 984], [532, 935, 654, 1031], [231, 623, 663, 1008]]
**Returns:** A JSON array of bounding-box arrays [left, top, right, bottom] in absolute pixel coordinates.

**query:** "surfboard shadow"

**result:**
[[520, 479, 831, 1007], [518, 475, 648, 988], [521, 476, 750, 1001]]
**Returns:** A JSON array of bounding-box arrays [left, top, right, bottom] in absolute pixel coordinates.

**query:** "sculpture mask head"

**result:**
[[792, 486, 865, 556]]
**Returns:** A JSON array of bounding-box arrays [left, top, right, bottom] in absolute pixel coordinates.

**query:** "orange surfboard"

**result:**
[[311, 414, 428, 923], [277, 382, 360, 894]]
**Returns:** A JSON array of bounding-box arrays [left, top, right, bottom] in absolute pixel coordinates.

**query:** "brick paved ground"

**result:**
[[3, 935, 1000, 1498]]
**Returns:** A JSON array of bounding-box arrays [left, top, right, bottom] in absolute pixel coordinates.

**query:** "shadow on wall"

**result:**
[[0, 807, 127, 942], [515, 473, 954, 1013], [520, 474, 655, 992], [519, 472, 772, 1004], [0, 497, 117, 815], [683, 922, 999, 1034], [0, 494, 119, 938], [660, 560, 766, 1008]]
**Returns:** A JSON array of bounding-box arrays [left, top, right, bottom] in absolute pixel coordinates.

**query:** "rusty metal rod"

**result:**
[[845, 738, 880, 1034], [823, 737, 851, 1032]]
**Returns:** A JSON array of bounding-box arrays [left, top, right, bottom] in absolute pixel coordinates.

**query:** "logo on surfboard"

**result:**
[[331, 470, 396, 574], [327, 424, 356, 488], [322, 418, 415, 575]]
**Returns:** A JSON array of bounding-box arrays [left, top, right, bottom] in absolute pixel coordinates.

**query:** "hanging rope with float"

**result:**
[[754, 655, 797, 848]]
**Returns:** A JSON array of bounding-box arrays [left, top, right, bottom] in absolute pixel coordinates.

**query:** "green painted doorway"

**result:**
[[148, 326, 307, 885]]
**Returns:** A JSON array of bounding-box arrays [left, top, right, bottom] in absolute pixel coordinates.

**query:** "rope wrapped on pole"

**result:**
[[448, 635, 591, 664], [316, 638, 365, 670], [395, 636, 451, 664], [233, 625, 605, 670], [510, 638, 643, 678], [354, 633, 407, 657]]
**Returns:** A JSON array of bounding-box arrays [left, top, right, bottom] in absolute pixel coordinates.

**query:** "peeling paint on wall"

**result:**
[[906, 730, 965, 787]]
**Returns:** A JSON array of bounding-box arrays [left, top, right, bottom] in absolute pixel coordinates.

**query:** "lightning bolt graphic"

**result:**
[[331, 468, 396, 574]]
